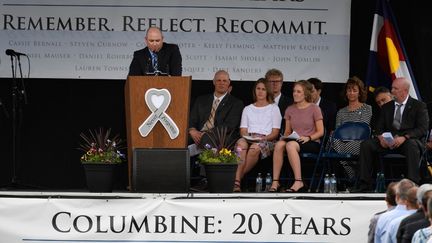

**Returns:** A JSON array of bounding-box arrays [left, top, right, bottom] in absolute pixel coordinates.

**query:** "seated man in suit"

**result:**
[[354, 77, 429, 192], [371, 86, 394, 134], [128, 26, 182, 76], [307, 77, 337, 132], [189, 70, 244, 145], [188, 70, 244, 188], [265, 69, 292, 134], [427, 102, 432, 151], [374, 86, 393, 108]]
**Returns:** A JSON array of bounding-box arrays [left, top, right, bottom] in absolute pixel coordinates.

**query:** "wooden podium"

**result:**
[[125, 75, 191, 191]]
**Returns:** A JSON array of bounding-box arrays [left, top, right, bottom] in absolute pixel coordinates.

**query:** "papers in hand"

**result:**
[[188, 144, 202, 157], [242, 135, 262, 142], [280, 131, 300, 141], [382, 132, 395, 146]]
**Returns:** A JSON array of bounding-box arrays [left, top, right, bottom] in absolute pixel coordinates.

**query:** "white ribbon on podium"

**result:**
[[138, 88, 179, 139]]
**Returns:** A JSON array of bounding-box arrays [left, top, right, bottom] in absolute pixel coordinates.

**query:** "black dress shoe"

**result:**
[[350, 183, 371, 193], [190, 178, 208, 192]]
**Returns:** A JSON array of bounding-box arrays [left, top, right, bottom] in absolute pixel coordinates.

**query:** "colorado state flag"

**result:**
[[365, 0, 420, 100]]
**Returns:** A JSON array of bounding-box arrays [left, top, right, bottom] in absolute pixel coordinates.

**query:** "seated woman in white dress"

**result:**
[[233, 78, 282, 192], [270, 80, 324, 192]]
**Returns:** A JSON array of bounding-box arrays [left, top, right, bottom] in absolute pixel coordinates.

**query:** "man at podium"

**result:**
[[128, 26, 182, 76]]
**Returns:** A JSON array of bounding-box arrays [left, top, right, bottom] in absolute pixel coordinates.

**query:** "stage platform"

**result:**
[[0, 190, 385, 243], [0, 190, 384, 199]]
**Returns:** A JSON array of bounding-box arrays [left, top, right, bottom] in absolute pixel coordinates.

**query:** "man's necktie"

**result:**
[[202, 98, 220, 131], [393, 103, 402, 130], [151, 52, 158, 71]]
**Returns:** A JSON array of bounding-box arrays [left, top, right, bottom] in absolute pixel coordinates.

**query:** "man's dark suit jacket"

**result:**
[[376, 96, 429, 140], [278, 93, 293, 134], [319, 98, 337, 132], [427, 102, 432, 129], [128, 43, 182, 76], [358, 96, 428, 185], [189, 93, 244, 140], [396, 209, 429, 243]]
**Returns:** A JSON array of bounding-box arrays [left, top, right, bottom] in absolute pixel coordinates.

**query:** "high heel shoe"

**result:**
[[233, 180, 241, 192], [268, 179, 280, 192], [285, 179, 308, 193]]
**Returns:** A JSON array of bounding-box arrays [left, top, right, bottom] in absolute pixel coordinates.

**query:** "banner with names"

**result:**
[[0, 0, 351, 82]]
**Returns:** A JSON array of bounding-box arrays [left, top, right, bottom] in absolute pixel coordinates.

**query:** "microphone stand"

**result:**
[[1, 54, 36, 190]]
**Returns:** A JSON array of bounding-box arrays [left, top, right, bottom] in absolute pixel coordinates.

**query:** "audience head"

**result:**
[[343, 76, 367, 103], [293, 80, 313, 103], [374, 86, 393, 108], [212, 70, 231, 96], [252, 77, 274, 103], [391, 77, 410, 103], [427, 197, 432, 222], [418, 184, 432, 206], [396, 179, 417, 203], [385, 181, 398, 207], [307, 77, 323, 104], [265, 69, 284, 97], [406, 186, 419, 209], [145, 27, 164, 52]]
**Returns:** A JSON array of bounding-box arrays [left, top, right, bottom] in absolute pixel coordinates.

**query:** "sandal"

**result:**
[[268, 179, 280, 192], [233, 180, 241, 192], [285, 179, 307, 193]]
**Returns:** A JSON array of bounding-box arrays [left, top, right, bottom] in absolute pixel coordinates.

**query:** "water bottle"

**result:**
[[265, 173, 272, 192], [323, 174, 330, 193], [375, 173, 386, 193], [255, 173, 263, 192], [330, 174, 337, 193], [375, 172, 381, 193], [378, 173, 386, 193]]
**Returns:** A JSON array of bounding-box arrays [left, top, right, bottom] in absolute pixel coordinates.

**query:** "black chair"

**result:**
[[420, 131, 432, 179], [317, 122, 371, 192], [301, 129, 327, 192], [379, 130, 430, 182]]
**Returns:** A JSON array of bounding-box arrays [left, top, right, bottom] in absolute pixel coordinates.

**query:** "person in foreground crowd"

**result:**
[[233, 78, 281, 192], [382, 186, 418, 243], [333, 76, 372, 185], [269, 80, 324, 193], [307, 77, 337, 132], [412, 197, 432, 243], [128, 26, 182, 76], [396, 184, 432, 243], [265, 69, 293, 134], [368, 181, 398, 243], [354, 77, 429, 192], [375, 179, 417, 243]]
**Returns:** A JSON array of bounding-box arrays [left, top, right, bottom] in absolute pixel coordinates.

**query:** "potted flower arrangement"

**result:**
[[198, 127, 241, 193], [78, 127, 125, 192]]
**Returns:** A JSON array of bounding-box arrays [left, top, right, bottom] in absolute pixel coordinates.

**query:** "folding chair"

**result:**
[[379, 130, 430, 181], [302, 129, 327, 192], [316, 122, 371, 192]]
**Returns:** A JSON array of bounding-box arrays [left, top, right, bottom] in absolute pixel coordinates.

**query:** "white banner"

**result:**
[[0, 0, 351, 81], [0, 196, 385, 242]]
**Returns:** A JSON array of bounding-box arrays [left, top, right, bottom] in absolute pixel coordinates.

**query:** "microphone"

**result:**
[[5, 49, 27, 56]]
